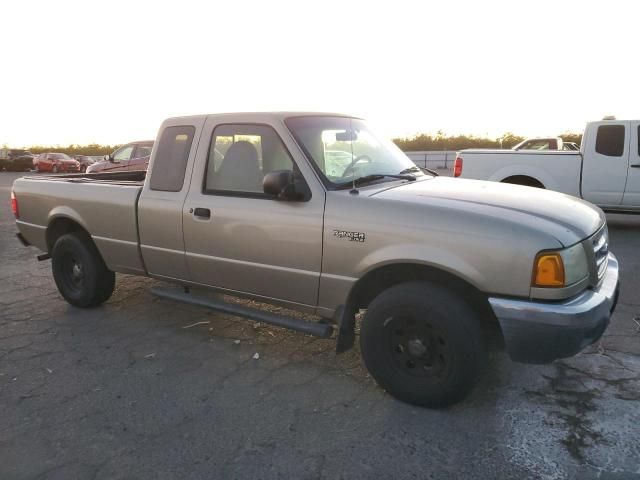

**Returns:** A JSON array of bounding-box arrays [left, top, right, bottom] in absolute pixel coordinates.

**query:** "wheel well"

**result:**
[[335, 263, 502, 353], [501, 175, 545, 189], [350, 264, 493, 319], [46, 217, 90, 253]]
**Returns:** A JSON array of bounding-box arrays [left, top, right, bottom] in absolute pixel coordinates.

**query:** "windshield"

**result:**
[[51, 153, 71, 160], [285, 116, 426, 188]]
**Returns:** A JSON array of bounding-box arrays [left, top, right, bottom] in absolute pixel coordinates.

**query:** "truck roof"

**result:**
[[163, 112, 361, 123]]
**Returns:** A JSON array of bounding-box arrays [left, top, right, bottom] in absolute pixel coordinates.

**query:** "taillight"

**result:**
[[11, 190, 19, 218], [453, 156, 463, 177]]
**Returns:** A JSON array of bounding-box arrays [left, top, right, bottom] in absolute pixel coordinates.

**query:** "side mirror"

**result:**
[[263, 170, 300, 200], [104, 154, 112, 162]]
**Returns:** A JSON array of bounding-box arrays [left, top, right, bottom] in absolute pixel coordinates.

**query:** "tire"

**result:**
[[360, 281, 486, 408], [51, 233, 115, 308], [52, 165, 58, 173]]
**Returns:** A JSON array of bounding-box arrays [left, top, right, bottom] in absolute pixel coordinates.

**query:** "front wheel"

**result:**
[[360, 281, 486, 408], [51, 233, 115, 307]]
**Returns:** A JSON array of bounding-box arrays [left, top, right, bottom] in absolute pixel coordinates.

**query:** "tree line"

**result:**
[[8, 132, 584, 156], [24, 144, 118, 156], [392, 131, 583, 151]]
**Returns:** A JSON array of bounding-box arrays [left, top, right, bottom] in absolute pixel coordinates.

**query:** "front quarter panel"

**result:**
[[318, 188, 562, 312]]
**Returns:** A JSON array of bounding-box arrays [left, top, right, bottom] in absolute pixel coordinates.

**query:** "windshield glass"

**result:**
[[51, 153, 71, 160], [285, 116, 426, 188]]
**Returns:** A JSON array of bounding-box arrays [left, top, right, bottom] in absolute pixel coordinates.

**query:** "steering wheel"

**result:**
[[341, 154, 373, 178]]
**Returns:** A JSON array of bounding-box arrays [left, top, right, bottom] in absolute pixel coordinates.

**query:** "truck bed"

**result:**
[[12, 171, 146, 274], [458, 149, 582, 197]]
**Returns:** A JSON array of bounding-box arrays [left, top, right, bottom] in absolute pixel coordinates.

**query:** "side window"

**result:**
[[204, 124, 294, 195], [149, 125, 195, 192], [595, 125, 625, 157], [113, 145, 134, 163]]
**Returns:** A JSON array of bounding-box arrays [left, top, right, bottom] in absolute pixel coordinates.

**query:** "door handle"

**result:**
[[631, 164, 640, 168], [193, 207, 211, 219]]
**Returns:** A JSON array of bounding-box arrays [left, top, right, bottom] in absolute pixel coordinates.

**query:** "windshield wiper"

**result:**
[[351, 173, 416, 186], [399, 165, 439, 176]]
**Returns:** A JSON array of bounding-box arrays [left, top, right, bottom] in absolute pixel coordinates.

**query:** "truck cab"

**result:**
[[580, 120, 640, 208]]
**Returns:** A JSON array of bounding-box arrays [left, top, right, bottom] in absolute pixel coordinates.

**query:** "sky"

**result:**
[[1, 0, 639, 147]]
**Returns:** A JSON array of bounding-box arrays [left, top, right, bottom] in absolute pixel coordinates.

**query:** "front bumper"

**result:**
[[489, 253, 619, 364]]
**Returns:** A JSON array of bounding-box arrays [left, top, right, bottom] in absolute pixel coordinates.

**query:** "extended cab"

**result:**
[[455, 120, 640, 213], [11, 113, 619, 408]]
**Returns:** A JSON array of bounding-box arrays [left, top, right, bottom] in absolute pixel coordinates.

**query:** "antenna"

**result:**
[[349, 118, 358, 195]]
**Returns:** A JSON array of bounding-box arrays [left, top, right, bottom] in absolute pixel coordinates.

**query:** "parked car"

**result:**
[[324, 150, 355, 177], [73, 155, 97, 172], [0, 149, 34, 172], [34, 153, 81, 173], [12, 112, 618, 408], [512, 137, 578, 151], [86, 141, 154, 173], [454, 119, 640, 213]]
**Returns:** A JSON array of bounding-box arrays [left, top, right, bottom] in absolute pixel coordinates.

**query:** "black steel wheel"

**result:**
[[360, 281, 486, 408], [52, 232, 115, 307], [386, 315, 453, 381]]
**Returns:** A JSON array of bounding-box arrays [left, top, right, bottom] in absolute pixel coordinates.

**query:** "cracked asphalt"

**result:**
[[1, 171, 639, 480]]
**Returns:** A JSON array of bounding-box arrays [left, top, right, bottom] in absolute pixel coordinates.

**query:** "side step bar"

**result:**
[[151, 287, 333, 338]]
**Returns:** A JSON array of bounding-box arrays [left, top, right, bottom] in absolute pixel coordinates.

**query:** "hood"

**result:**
[[370, 177, 604, 246]]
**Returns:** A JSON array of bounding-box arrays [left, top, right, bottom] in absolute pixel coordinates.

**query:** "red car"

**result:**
[[34, 153, 81, 173]]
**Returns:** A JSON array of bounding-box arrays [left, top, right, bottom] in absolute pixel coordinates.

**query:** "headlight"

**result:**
[[533, 243, 588, 288]]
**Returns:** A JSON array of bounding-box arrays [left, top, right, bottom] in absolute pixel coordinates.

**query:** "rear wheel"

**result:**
[[51, 233, 115, 307], [360, 281, 486, 408]]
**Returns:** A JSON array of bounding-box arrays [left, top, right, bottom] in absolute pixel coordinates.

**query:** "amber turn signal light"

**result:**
[[533, 253, 565, 287]]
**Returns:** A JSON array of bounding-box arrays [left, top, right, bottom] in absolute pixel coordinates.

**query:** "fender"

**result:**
[[488, 165, 553, 190]]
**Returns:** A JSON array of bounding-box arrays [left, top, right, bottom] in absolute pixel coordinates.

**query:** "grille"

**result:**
[[592, 226, 609, 283]]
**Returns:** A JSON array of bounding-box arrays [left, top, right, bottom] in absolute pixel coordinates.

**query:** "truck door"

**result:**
[[182, 118, 325, 307], [138, 120, 203, 280], [622, 122, 640, 207], [581, 122, 629, 206]]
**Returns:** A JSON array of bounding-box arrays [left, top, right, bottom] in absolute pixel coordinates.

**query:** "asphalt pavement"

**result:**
[[1, 171, 639, 480]]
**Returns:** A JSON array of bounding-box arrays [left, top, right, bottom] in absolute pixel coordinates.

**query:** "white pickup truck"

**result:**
[[454, 120, 640, 213]]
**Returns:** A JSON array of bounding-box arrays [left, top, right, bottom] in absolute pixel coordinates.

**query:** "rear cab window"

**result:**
[[595, 125, 625, 157], [149, 126, 195, 192]]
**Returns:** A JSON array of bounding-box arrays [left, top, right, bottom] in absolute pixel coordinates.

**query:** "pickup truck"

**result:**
[[454, 120, 640, 213], [512, 137, 579, 151], [11, 112, 619, 408], [86, 140, 154, 173]]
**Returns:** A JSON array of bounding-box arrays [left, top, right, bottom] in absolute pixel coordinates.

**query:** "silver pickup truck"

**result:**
[[11, 112, 620, 408]]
